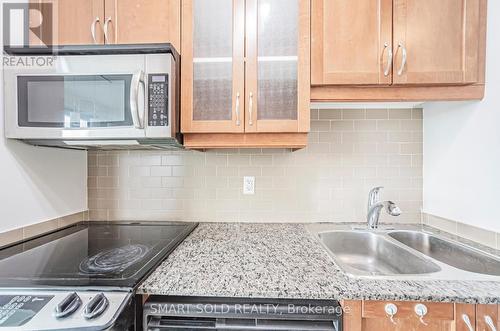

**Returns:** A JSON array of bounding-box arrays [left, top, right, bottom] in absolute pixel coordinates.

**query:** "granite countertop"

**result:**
[[139, 222, 500, 304]]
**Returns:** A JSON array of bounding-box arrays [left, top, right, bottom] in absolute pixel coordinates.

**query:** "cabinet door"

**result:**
[[103, 0, 180, 50], [476, 305, 498, 331], [343, 301, 458, 331], [245, 0, 310, 133], [181, 0, 245, 133], [393, 0, 481, 85], [456, 304, 476, 331], [30, 0, 104, 45], [311, 0, 393, 86]]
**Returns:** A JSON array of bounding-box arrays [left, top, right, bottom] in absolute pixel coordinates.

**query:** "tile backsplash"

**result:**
[[88, 108, 423, 223]]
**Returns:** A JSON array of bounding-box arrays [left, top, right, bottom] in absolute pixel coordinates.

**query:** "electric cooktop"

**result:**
[[0, 221, 198, 288]]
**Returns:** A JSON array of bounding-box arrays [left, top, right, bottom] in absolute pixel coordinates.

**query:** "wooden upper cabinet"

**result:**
[[311, 0, 393, 86], [103, 0, 181, 50], [181, 0, 245, 133], [182, 0, 310, 135], [392, 0, 481, 85], [245, 0, 310, 133], [30, 0, 104, 45], [311, 0, 486, 92]]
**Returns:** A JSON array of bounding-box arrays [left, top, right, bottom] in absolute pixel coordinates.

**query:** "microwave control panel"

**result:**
[[148, 74, 169, 127]]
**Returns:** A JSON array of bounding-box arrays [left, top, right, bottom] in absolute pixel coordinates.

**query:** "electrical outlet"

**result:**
[[243, 176, 255, 195]]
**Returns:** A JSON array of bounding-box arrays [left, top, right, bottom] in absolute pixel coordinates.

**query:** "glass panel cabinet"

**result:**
[[181, 0, 245, 133], [181, 0, 310, 135]]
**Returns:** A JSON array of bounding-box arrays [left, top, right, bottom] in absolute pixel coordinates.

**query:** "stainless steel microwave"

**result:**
[[3, 44, 181, 150]]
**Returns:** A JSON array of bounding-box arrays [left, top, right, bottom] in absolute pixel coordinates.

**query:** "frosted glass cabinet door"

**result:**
[[181, 0, 245, 133], [245, 0, 310, 133]]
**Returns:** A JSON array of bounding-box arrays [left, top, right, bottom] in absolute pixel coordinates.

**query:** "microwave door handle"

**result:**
[[130, 71, 145, 129]]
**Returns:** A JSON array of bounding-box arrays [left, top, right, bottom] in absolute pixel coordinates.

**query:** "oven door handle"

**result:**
[[130, 71, 145, 129]]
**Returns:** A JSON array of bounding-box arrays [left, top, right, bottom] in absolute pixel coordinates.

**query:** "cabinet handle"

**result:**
[[461, 314, 475, 331], [235, 92, 241, 126], [248, 92, 254, 126], [91, 17, 100, 44], [384, 303, 398, 325], [130, 71, 145, 129], [485, 315, 497, 331], [103, 17, 112, 44], [414, 304, 428, 326], [397, 42, 407, 76], [383, 42, 393, 77]]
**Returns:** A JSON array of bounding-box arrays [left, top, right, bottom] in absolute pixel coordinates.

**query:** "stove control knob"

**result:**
[[83, 293, 109, 320], [54, 292, 82, 319]]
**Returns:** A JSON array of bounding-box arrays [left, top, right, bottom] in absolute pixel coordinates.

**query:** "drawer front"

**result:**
[[362, 301, 454, 320]]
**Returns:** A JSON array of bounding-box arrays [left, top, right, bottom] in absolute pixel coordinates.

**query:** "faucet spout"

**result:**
[[367, 201, 401, 229]]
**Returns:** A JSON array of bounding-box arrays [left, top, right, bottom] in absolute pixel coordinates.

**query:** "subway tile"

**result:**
[[330, 120, 354, 131], [389, 108, 412, 119], [228, 155, 251, 166], [310, 109, 319, 120], [365, 109, 388, 119], [238, 166, 262, 177], [318, 109, 342, 120], [342, 109, 365, 119], [310, 120, 330, 132], [377, 120, 401, 131], [400, 143, 423, 155], [87, 107, 424, 224], [217, 166, 239, 177], [161, 155, 184, 166], [401, 119, 423, 131], [412, 108, 423, 119], [319, 132, 341, 143], [251, 155, 273, 166], [150, 166, 172, 177], [354, 120, 377, 131], [129, 166, 150, 177]]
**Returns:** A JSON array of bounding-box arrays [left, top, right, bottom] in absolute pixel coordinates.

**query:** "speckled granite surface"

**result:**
[[139, 223, 500, 304]]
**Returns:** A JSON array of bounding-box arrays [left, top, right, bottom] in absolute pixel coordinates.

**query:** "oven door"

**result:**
[[4, 54, 148, 140]]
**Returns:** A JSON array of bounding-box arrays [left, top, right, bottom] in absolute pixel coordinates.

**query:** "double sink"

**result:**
[[317, 229, 500, 280]]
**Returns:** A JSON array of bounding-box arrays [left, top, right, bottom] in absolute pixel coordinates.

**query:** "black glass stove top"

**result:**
[[0, 221, 197, 289]]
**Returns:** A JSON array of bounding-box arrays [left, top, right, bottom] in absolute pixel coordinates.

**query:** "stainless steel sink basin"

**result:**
[[389, 231, 500, 276], [319, 231, 441, 276]]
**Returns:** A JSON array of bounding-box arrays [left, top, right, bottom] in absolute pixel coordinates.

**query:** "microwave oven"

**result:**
[[3, 44, 181, 150]]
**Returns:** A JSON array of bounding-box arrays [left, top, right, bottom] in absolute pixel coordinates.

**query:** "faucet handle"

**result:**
[[386, 201, 402, 216], [367, 186, 384, 212]]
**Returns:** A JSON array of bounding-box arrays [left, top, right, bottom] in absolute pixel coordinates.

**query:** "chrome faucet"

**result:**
[[367, 187, 401, 229]]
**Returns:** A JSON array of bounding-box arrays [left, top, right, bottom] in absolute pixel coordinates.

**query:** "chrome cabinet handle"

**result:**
[[248, 92, 254, 126], [385, 303, 398, 325], [383, 43, 393, 77], [235, 92, 241, 126], [462, 314, 475, 331], [414, 304, 428, 326], [103, 17, 112, 44], [91, 17, 100, 44], [130, 71, 145, 129], [485, 315, 497, 331], [397, 42, 407, 76]]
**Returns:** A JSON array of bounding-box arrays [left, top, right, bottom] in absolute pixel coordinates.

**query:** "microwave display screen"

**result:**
[[17, 75, 133, 128]]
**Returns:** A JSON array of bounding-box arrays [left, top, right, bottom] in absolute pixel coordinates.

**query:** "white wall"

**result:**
[[0, 2, 87, 233], [423, 1, 500, 232]]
